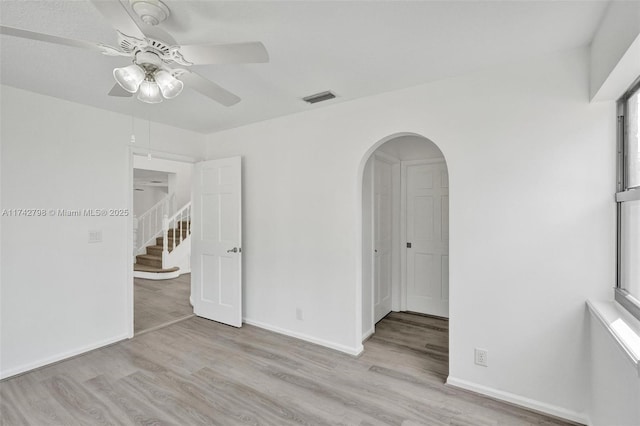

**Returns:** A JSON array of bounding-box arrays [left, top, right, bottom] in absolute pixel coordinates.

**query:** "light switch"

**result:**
[[89, 230, 102, 243]]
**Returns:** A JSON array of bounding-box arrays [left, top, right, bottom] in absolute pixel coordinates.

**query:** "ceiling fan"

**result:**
[[0, 0, 269, 105]]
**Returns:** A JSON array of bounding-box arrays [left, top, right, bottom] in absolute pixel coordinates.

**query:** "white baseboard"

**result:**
[[0, 332, 129, 380], [446, 376, 588, 425], [243, 318, 364, 356]]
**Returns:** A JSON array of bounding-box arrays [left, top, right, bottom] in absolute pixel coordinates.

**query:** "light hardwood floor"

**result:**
[[134, 273, 193, 334], [0, 312, 574, 425]]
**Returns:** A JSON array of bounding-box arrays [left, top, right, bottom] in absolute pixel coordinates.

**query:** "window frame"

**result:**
[[615, 77, 640, 322]]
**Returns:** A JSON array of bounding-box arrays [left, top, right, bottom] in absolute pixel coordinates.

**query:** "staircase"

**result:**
[[134, 220, 190, 278], [134, 199, 192, 280]]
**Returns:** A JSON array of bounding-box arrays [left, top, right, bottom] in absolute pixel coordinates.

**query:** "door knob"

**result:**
[[227, 247, 240, 253]]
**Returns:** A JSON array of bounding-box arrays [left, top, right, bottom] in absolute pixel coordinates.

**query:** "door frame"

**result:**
[[126, 145, 202, 338], [400, 158, 447, 312], [357, 132, 450, 347]]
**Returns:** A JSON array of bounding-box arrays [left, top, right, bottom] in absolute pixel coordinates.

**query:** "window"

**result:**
[[616, 78, 640, 321]]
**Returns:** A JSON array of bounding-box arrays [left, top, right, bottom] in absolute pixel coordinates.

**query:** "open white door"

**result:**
[[373, 156, 393, 323], [192, 157, 242, 327]]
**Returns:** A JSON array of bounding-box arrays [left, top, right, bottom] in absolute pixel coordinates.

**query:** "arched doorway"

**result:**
[[359, 133, 449, 342]]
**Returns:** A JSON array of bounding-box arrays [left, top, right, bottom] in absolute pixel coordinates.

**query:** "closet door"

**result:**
[[405, 161, 449, 318]]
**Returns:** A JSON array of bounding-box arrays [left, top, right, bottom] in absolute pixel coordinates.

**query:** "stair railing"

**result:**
[[162, 202, 192, 266], [134, 193, 175, 254]]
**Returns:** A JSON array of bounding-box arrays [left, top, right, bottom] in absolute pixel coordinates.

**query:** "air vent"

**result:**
[[303, 91, 336, 104]]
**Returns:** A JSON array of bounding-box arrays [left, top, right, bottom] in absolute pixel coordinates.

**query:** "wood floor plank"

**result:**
[[84, 374, 176, 426], [117, 371, 225, 425], [134, 273, 192, 334], [0, 397, 29, 426], [0, 374, 80, 426], [1, 312, 577, 426], [42, 374, 126, 425]]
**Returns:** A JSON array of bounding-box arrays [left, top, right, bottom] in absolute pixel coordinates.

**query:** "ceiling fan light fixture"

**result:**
[[137, 80, 163, 104], [154, 70, 184, 99], [113, 64, 145, 93]]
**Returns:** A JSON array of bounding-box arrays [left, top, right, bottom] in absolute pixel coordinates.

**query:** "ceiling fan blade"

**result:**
[[180, 71, 241, 106], [108, 83, 133, 97], [0, 25, 109, 53], [139, 24, 176, 45], [178, 42, 269, 65], [89, 0, 146, 40]]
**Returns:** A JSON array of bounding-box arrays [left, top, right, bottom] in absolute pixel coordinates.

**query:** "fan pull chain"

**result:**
[[147, 118, 152, 160]]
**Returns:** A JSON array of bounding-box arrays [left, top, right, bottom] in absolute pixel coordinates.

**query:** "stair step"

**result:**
[[167, 228, 189, 237], [156, 236, 185, 246], [136, 254, 162, 268], [133, 264, 179, 273], [146, 244, 177, 256]]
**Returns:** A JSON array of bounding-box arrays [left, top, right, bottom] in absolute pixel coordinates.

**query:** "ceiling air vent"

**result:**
[[303, 91, 336, 104]]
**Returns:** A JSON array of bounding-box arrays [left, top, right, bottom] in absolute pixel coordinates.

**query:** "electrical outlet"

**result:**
[[296, 308, 304, 321], [474, 348, 488, 367]]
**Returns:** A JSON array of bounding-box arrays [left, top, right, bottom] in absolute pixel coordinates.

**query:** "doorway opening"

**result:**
[[360, 134, 449, 362], [131, 154, 195, 334]]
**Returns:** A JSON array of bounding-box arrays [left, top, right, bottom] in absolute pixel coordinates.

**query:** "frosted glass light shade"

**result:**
[[154, 70, 184, 99], [137, 80, 163, 104], [113, 64, 145, 93]]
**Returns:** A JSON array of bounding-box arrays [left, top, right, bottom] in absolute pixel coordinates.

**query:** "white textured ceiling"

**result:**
[[0, 1, 609, 134]]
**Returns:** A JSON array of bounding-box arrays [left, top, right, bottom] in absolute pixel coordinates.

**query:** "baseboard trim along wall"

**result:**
[[446, 376, 588, 425], [243, 318, 364, 356], [0, 333, 130, 380]]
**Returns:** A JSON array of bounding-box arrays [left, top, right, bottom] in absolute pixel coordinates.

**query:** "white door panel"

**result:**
[[374, 157, 393, 323], [192, 157, 242, 327], [406, 161, 449, 318]]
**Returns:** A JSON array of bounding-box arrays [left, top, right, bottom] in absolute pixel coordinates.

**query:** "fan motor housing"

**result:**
[[135, 51, 162, 71]]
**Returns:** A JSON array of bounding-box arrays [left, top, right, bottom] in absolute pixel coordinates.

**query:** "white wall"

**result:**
[[133, 156, 194, 212], [590, 0, 640, 101], [0, 85, 205, 378], [588, 313, 640, 426], [133, 185, 169, 217], [205, 47, 614, 422]]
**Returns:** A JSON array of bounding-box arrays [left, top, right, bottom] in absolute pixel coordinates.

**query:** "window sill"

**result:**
[[587, 299, 640, 377]]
